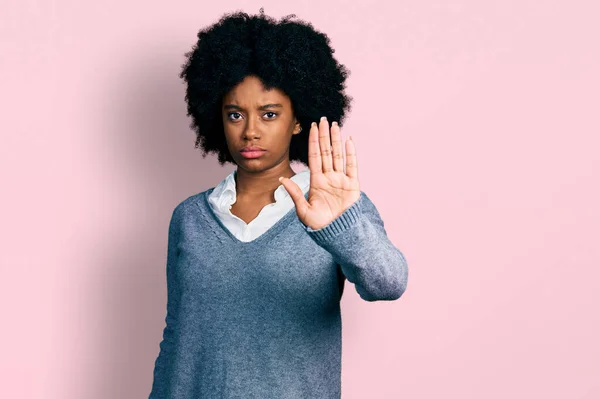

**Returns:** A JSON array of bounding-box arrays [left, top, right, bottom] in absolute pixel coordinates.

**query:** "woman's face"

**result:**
[[221, 75, 301, 173]]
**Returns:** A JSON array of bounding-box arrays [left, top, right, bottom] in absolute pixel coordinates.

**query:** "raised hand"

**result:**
[[279, 116, 360, 230]]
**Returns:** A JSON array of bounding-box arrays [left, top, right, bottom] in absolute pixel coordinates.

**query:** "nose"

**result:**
[[243, 115, 260, 140]]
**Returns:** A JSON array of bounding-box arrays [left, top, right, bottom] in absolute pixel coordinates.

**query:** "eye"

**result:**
[[264, 112, 277, 119], [227, 112, 242, 121]]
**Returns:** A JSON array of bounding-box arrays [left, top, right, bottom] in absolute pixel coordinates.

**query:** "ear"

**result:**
[[292, 120, 302, 135]]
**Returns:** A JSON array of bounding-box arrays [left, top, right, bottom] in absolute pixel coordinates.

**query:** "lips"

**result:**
[[240, 146, 266, 159], [240, 146, 265, 152]]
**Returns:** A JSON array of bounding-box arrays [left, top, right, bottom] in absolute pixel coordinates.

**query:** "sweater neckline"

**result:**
[[199, 187, 310, 246]]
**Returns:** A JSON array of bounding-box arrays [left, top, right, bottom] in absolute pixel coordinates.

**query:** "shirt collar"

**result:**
[[214, 168, 311, 206]]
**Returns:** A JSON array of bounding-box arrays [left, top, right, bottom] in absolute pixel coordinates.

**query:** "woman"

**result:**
[[149, 9, 408, 398]]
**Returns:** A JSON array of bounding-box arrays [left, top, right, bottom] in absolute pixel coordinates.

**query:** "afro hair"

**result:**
[[179, 8, 352, 166]]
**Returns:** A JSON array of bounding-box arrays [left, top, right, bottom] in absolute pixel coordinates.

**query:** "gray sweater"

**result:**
[[149, 187, 408, 398]]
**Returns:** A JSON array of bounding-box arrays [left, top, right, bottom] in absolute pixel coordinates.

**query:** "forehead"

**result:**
[[222, 75, 291, 106]]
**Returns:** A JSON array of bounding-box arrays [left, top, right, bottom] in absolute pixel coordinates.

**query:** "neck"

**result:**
[[235, 163, 296, 201]]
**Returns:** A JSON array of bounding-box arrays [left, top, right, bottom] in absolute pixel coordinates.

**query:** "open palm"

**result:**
[[280, 116, 360, 230]]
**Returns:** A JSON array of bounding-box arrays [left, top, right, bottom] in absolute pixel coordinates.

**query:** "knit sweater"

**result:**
[[148, 187, 409, 398]]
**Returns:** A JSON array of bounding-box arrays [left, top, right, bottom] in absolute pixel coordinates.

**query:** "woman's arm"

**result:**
[[305, 191, 408, 302], [149, 204, 183, 398]]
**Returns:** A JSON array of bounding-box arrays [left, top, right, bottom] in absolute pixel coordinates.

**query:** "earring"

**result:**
[[298, 127, 303, 133]]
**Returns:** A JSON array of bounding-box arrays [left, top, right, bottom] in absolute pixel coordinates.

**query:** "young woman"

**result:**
[[149, 9, 408, 398]]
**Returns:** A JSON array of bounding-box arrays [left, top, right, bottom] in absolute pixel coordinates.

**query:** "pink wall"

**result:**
[[1, 0, 599, 398]]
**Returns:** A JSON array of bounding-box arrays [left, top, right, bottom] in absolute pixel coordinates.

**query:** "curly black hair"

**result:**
[[179, 8, 352, 166]]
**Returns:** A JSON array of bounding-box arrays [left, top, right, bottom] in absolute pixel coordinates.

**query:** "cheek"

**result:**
[[222, 128, 236, 147]]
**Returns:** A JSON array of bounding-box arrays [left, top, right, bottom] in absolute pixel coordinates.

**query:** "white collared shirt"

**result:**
[[207, 168, 311, 242]]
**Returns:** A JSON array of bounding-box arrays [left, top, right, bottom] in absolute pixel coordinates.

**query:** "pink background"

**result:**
[[1, 0, 599, 398]]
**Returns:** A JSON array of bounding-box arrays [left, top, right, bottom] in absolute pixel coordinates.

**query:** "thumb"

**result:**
[[279, 176, 309, 213]]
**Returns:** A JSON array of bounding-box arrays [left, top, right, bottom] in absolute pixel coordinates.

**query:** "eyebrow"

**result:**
[[223, 103, 283, 111]]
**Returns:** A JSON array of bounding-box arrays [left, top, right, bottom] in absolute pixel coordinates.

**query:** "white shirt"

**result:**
[[207, 168, 311, 242]]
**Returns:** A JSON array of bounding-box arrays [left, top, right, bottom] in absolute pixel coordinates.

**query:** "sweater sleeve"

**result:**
[[304, 191, 408, 302], [149, 204, 183, 398]]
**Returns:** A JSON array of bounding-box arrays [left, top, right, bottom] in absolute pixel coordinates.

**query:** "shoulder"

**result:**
[[171, 187, 216, 219]]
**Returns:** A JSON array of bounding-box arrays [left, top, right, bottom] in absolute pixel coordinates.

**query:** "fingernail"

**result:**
[[311, 122, 317, 128], [333, 121, 338, 126], [320, 116, 327, 122], [278, 177, 283, 182]]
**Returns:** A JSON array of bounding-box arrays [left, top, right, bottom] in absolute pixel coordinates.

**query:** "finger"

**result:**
[[318, 116, 333, 173], [278, 176, 309, 214], [307, 121, 322, 175], [330, 121, 344, 172], [345, 135, 358, 179]]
